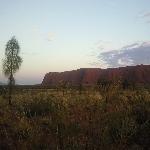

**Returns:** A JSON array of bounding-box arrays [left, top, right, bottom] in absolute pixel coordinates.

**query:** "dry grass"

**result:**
[[0, 87, 150, 149]]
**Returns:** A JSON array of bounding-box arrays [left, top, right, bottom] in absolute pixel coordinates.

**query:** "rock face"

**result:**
[[42, 65, 150, 86]]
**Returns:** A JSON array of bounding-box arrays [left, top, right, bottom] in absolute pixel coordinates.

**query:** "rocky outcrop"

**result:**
[[42, 65, 150, 86]]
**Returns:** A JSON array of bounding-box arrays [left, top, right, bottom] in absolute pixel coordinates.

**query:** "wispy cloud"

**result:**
[[88, 40, 121, 68], [122, 43, 140, 50], [142, 12, 150, 18], [138, 11, 150, 23], [47, 32, 56, 42], [95, 41, 150, 68], [32, 26, 56, 42], [93, 40, 118, 53], [146, 20, 150, 24], [88, 40, 114, 59]]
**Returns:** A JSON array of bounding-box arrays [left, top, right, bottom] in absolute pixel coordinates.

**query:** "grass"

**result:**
[[0, 87, 150, 149]]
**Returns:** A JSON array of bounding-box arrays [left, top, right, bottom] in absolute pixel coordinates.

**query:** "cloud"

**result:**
[[47, 32, 56, 41], [139, 11, 150, 23], [97, 41, 150, 68], [122, 43, 140, 50], [32, 26, 56, 42], [88, 40, 122, 68], [142, 12, 150, 18], [146, 20, 150, 24], [93, 40, 118, 53]]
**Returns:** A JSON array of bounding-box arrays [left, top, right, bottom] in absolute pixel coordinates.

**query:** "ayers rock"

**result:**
[[42, 65, 150, 86]]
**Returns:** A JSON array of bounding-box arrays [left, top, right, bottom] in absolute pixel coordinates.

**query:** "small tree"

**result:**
[[3, 36, 22, 105]]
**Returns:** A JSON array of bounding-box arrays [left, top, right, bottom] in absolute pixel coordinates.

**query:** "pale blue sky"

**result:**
[[0, 0, 150, 84]]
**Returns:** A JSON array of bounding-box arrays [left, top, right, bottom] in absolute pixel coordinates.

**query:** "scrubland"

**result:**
[[0, 86, 150, 150]]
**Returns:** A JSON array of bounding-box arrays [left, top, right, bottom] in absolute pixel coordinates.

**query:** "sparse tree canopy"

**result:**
[[3, 36, 22, 76], [3, 36, 22, 104]]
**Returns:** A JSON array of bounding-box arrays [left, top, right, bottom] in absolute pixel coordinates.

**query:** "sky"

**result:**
[[0, 0, 150, 84]]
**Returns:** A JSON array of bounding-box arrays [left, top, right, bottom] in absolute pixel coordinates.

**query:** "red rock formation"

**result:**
[[42, 65, 150, 86]]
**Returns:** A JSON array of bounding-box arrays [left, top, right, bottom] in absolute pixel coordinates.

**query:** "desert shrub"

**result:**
[[132, 120, 150, 149], [0, 87, 150, 149], [16, 94, 59, 118]]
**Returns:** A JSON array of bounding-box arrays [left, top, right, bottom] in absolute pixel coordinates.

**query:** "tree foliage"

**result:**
[[3, 36, 22, 104], [3, 36, 22, 76]]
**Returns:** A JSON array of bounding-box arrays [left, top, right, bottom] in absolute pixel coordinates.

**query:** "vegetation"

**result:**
[[0, 86, 150, 149], [2, 36, 22, 105]]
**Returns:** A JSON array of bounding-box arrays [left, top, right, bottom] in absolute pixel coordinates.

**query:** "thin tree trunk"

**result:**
[[9, 48, 13, 105], [8, 74, 12, 105]]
